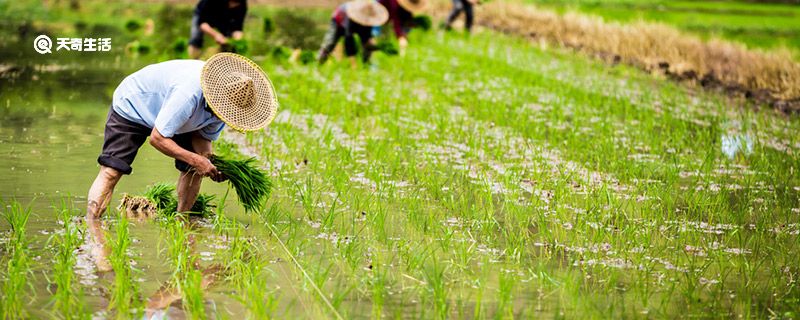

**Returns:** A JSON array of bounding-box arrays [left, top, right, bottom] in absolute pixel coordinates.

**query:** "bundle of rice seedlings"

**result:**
[[412, 15, 432, 31], [117, 193, 157, 218], [376, 40, 399, 56], [142, 183, 216, 217], [210, 155, 272, 213], [144, 182, 176, 211]]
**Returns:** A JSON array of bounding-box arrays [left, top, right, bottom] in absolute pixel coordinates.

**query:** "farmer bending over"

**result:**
[[85, 53, 277, 270], [444, 0, 478, 33], [189, 0, 248, 59], [376, 0, 427, 56], [317, 0, 389, 68]]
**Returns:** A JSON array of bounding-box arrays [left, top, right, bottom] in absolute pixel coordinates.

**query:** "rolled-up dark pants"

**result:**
[[318, 20, 375, 63], [97, 107, 199, 175]]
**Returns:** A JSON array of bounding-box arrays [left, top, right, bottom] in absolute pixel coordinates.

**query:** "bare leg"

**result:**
[[85, 165, 122, 272], [188, 45, 201, 59], [177, 171, 203, 212], [87, 166, 123, 219]]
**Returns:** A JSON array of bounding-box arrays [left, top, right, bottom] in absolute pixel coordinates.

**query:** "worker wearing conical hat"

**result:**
[[86, 53, 278, 221], [317, 0, 389, 67], [189, 0, 248, 59], [376, 0, 427, 55]]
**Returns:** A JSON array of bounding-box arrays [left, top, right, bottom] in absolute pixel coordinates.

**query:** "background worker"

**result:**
[[444, 0, 478, 33], [189, 0, 248, 59], [317, 0, 389, 68], [376, 0, 427, 56]]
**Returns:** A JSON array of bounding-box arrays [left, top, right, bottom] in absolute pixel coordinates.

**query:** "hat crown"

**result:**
[[223, 72, 255, 109]]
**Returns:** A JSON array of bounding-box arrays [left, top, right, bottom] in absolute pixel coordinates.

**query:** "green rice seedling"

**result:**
[[144, 183, 176, 212], [180, 268, 207, 320], [143, 183, 216, 216], [0, 200, 33, 320], [210, 155, 272, 213], [107, 212, 143, 319], [163, 219, 208, 319], [423, 260, 449, 320], [496, 271, 515, 319], [49, 198, 88, 319], [220, 220, 279, 319], [189, 194, 216, 216]]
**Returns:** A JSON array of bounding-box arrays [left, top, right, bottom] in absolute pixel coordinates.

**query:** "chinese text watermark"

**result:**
[[33, 35, 112, 54]]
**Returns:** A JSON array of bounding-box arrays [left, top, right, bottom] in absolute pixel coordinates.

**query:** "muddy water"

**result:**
[[0, 65, 251, 318]]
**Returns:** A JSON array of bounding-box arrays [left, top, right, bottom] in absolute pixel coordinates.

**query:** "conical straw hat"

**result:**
[[398, 0, 427, 14], [345, 0, 389, 27], [201, 53, 279, 132]]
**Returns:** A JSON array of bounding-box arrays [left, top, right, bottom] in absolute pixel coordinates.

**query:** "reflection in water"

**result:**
[[144, 264, 223, 320], [82, 212, 224, 319], [721, 133, 753, 158]]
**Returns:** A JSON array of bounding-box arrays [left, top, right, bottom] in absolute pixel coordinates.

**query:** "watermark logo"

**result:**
[[33, 34, 112, 54], [33, 35, 52, 54]]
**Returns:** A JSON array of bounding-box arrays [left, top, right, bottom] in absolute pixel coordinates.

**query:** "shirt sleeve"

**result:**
[[154, 89, 197, 138], [199, 121, 225, 141]]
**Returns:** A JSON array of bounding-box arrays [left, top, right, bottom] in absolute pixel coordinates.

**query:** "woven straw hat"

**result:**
[[345, 0, 389, 27], [201, 53, 278, 131], [398, 0, 427, 14]]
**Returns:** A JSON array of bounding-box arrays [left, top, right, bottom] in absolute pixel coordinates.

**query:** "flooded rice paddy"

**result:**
[[2, 18, 800, 320]]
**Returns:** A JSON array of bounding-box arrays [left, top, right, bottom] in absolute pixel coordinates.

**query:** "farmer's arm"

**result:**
[[152, 91, 220, 179], [196, 0, 228, 45], [149, 128, 219, 178], [200, 22, 228, 44]]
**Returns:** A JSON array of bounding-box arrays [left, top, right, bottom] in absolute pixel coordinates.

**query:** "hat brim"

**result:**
[[398, 0, 427, 14], [346, 1, 390, 27], [201, 53, 279, 132]]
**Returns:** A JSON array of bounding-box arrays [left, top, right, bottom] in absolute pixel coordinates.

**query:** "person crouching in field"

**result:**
[[189, 0, 247, 59], [317, 0, 389, 68], [377, 0, 427, 56], [85, 53, 278, 271], [444, 0, 478, 33]]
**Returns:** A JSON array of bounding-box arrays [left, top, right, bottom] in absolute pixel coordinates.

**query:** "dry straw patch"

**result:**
[[429, 1, 800, 111]]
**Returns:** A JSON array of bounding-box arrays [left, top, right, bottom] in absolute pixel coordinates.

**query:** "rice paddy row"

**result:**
[[0, 6, 799, 320]]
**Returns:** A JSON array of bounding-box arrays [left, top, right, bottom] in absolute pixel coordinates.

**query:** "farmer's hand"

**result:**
[[210, 172, 227, 183], [398, 37, 408, 56], [214, 34, 228, 45], [193, 156, 222, 180]]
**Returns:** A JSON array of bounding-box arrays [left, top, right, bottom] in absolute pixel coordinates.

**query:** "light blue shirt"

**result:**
[[112, 60, 225, 141]]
